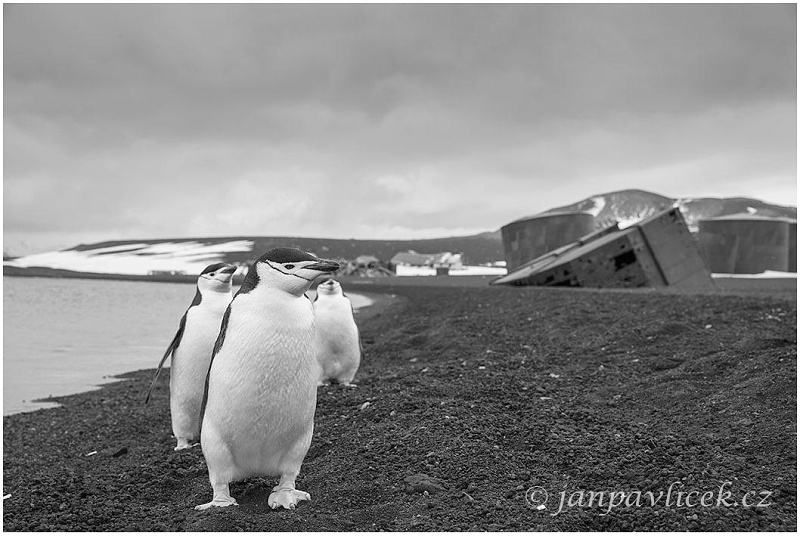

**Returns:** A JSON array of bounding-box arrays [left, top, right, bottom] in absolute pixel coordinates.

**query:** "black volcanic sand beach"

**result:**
[[3, 278, 796, 531]]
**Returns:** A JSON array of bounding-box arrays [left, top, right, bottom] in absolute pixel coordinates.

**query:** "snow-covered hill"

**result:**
[[3, 240, 254, 276], [540, 189, 796, 232]]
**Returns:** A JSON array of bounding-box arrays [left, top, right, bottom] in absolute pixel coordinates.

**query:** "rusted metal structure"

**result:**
[[697, 215, 796, 274], [500, 212, 595, 271], [492, 208, 713, 289]]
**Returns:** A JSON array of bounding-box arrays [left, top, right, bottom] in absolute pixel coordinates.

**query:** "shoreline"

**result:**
[[4, 288, 394, 417], [4, 267, 797, 298], [3, 265, 201, 284], [3, 281, 796, 530]]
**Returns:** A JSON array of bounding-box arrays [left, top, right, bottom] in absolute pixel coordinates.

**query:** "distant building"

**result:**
[[336, 255, 394, 277], [390, 250, 463, 268], [354, 255, 381, 267], [389, 250, 464, 276], [390, 250, 435, 267], [148, 270, 186, 276], [500, 212, 595, 271], [697, 214, 797, 274], [431, 252, 463, 269]]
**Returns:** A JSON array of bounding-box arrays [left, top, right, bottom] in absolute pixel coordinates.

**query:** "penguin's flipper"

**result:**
[[144, 312, 188, 404]]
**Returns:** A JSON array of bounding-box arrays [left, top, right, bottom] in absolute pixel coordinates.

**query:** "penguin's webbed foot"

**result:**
[[194, 496, 238, 510], [343, 382, 357, 388], [268, 487, 310, 510], [316, 380, 331, 387]]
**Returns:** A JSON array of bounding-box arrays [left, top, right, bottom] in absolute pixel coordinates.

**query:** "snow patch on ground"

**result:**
[[4, 240, 255, 276], [712, 271, 797, 279], [395, 265, 508, 277]]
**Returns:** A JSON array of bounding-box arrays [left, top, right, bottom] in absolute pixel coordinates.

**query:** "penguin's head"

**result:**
[[241, 248, 340, 296], [316, 277, 343, 297], [197, 263, 237, 294]]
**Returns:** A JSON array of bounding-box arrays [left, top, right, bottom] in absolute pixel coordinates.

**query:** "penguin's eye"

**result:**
[[284, 264, 295, 270]]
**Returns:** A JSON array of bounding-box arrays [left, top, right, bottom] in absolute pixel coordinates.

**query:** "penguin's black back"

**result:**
[[237, 266, 259, 295]]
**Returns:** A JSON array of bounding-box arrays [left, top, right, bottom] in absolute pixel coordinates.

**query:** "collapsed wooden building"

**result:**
[[492, 207, 714, 289]]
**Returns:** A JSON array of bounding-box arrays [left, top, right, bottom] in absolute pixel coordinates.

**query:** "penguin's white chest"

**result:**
[[203, 291, 318, 474], [171, 309, 219, 387], [314, 295, 360, 383], [211, 296, 317, 404], [174, 306, 225, 367], [170, 300, 230, 440], [172, 297, 231, 382]]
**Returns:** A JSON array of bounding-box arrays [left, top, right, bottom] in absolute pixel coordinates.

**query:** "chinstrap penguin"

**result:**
[[313, 278, 362, 387], [145, 263, 236, 451], [196, 248, 339, 511]]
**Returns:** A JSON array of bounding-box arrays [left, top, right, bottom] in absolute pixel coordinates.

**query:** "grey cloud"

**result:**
[[8, 4, 794, 130], [3, 4, 796, 254]]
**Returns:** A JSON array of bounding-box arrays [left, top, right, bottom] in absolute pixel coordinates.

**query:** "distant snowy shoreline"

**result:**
[[3, 238, 510, 281], [3, 240, 254, 277]]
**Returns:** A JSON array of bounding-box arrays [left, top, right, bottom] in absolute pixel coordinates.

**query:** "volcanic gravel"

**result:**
[[3, 279, 797, 531]]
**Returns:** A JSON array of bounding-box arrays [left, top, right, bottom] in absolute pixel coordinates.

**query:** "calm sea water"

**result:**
[[3, 277, 371, 415]]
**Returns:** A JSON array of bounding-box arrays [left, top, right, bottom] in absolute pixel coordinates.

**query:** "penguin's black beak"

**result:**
[[305, 260, 340, 273]]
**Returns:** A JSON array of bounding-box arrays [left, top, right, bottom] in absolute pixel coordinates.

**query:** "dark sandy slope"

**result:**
[[3, 281, 796, 531]]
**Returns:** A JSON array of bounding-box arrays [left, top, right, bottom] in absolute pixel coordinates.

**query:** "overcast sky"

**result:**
[[4, 3, 797, 255]]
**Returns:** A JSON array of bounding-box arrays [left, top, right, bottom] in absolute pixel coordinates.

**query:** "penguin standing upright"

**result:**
[[145, 263, 236, 451], [196, 248, 339, 511], [313, 278, 361, 387]]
